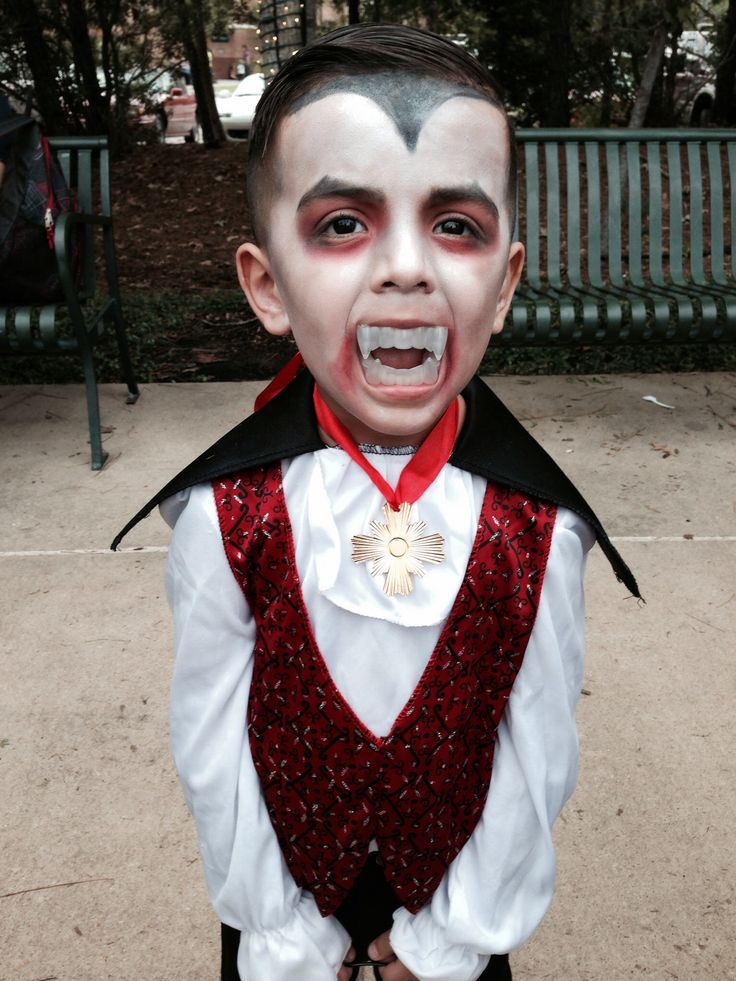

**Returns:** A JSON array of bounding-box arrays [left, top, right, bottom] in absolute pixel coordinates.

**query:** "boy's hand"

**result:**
[[368, 931, 417, 980], [338, 947, 356, 981]]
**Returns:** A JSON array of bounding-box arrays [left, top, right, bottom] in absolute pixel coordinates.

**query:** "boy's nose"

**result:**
[[372, 227, 434, 293]]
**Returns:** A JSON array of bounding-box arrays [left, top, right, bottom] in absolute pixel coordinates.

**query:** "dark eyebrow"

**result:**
[[297, 176, 386, 212], [427, 184, 499, 221]]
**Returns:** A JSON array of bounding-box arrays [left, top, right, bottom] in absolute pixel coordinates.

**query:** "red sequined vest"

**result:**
[[214, 464, 556, 916]]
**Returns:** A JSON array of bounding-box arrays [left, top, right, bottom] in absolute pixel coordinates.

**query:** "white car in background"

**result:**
[[672, 28, 718, 125], [215, 73, 265, 140]]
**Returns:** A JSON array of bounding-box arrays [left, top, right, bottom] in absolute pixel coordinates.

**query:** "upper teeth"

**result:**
[[356, 325, 448, 361]]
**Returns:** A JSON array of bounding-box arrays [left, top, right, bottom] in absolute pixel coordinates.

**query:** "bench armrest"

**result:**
[[54, 210, 121, 310]]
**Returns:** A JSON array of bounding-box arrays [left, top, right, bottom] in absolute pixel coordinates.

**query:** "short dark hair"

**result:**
[[246, 24, 517, 244]]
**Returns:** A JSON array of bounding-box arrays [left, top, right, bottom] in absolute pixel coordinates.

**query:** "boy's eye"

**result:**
[[321, 214, 367, 236], [434, 217, 475, 237]]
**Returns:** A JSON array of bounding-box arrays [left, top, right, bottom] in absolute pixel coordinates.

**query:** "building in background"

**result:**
[[209, 23, 261, 79]]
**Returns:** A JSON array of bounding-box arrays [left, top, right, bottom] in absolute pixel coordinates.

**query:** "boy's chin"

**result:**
[[338, 385, 458, 447]]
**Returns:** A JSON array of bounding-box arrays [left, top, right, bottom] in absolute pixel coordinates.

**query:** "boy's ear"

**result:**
[[236, 243, 291, 337], [490, 241, 525, 335]]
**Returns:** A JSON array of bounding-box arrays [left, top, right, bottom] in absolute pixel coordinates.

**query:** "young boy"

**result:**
[[114, 23, 638, 981]]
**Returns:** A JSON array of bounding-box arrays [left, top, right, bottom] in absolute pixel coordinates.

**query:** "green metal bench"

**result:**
[[0, 135, 138, 469], [505, 129, 736, 345]]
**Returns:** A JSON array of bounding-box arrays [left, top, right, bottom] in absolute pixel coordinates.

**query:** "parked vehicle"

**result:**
[[215, 73, 265, 140], [132, 70, 199, 143], [673, 29, 717, 125]]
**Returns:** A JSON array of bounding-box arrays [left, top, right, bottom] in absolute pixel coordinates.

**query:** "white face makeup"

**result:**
[[238, 86, 524, 446]]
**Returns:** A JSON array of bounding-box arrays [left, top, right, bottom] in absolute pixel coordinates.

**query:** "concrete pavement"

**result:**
[[1, 374, 734, 980]]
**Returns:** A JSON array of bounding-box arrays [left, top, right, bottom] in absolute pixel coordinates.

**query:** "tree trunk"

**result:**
[[302, 0, 316, 45], [65, 0, 108, 135], [14, 0, 70, 133], [180, 0, 225, 146], [628, 22, 668, 127], [544, 0, 572, 125], [348, 0, 360, 24], [714, 0, 736, 124], [598, 0, 615, 126], [660, 26, 682, 125]]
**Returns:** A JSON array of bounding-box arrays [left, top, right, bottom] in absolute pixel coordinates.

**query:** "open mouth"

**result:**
[[356, 325, 448, 386]]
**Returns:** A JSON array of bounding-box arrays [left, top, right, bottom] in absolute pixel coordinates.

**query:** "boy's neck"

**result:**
[[316, 395, 466, 451]]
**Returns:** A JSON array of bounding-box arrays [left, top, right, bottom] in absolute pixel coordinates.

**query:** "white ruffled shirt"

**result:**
[[162, 447, 594, 981]]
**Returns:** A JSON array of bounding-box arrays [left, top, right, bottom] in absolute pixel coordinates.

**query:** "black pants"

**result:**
[[221, 855, 512, 981]]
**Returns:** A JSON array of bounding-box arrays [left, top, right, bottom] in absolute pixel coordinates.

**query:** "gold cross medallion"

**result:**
[[351, 502, 444, 597]]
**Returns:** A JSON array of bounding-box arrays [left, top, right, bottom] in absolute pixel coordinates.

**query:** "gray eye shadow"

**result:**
[[289, 71, 491, 151]]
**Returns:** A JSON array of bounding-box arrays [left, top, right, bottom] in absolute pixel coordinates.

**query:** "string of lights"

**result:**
[[254, 0, 307, 77]]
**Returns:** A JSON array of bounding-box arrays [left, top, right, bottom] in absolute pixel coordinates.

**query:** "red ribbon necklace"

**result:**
[[312, 386, 459, 510], [254, 356, 459, 505], [313, 387, 460, 596]]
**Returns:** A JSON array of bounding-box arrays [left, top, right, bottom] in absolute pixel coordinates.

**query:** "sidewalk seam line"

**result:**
[[1, 537, 736, 557]]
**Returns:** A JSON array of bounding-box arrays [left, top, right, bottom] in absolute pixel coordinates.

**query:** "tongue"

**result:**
[[373, 347, 425, 370]]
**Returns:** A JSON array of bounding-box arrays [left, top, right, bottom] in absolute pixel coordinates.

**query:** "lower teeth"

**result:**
[[362, 355, 440, 386]]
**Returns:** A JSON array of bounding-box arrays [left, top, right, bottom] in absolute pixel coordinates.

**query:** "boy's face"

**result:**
[[238, 81, 523, 445]]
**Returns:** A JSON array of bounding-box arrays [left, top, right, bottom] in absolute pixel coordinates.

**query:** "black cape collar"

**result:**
[[112, 370, 640, 598]]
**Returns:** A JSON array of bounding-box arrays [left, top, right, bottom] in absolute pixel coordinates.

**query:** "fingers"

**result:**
[[367, 932, 417, 980], [338, 932, 415, 981], [377, 957, 418, 981], [338, 946, 356, 981], [367, 930, 395, 962]]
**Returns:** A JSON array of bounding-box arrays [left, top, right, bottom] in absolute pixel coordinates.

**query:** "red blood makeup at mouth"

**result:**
[[335, 333, 356, 391]]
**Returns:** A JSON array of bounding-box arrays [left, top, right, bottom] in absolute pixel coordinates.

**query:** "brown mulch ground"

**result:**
[[110, 141, 297, 380], [112, 141, 251, 293]]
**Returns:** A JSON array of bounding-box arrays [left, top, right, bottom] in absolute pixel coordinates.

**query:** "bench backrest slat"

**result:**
[[585, 142, 603, 286], [707, 143, 725, 283], [646, 142, 665, 285], [99, 146, 112, 217], [78, 149, 98, 293], [667, 142, 684, 283], [687, 143, 704, 282], [523, 141, 542, 288], [13, 307, 33, 346], [76, 148, 94, 214], [565, 143, 582, 285], [545, 142, 562, 282], [55, 149, 72, 186], [728, 142, 736, 280], [626, 142, 645, 286], [605, 143, 623, 284], [39, 306, 58, 345]]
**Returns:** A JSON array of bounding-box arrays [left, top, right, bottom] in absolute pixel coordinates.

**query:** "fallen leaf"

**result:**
[[643, 395, 675, 409], [194, 351, 225, 364], [650, 441, 677, 458]]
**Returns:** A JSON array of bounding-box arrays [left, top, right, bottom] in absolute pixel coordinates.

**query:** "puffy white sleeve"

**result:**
[[163, 484, 351, 981], [389, 507, 595, 981]]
